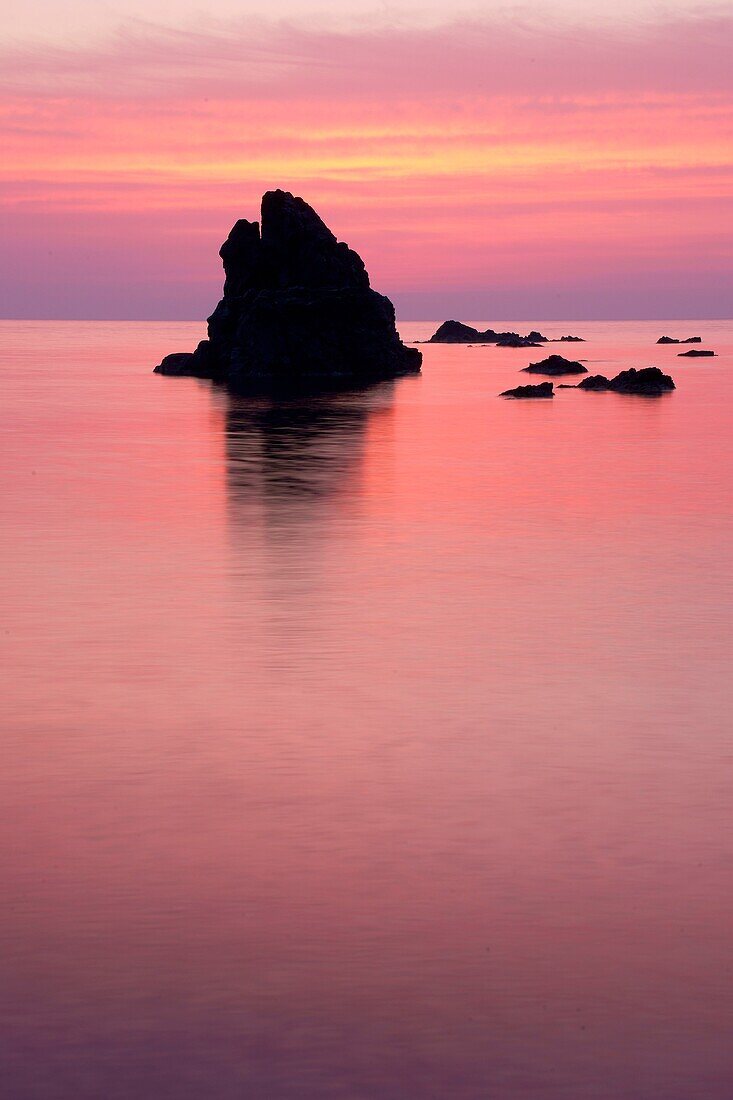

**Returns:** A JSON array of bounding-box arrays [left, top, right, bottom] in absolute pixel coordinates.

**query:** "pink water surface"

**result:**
[[1, 319, 732, 1098]]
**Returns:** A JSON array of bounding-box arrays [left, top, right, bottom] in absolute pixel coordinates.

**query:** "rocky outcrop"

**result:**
[[155, 341, 217, 378], [678, 349, 715, 357], [428, 323, 588, 345], [154, 190, 421, 389], [657, 336, 701, 344], [521, 354, 587, 376], [573, 367, 675, 395], [429, 322, 548, 344], [429, 321, 485, 343], [499, 382, 554, 398], [572, 374, 612, 391], [609, 367, 676, 393]]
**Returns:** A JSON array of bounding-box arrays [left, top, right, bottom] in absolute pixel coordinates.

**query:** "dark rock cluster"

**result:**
[[657, 336, 701, 344], [509, 366, 676, 399], [429, 321, 548, 345], [678, 349, 715, 357], [155, 190, 421, 389], [429, 322, 585, 345], [572, 367, 675, 395]]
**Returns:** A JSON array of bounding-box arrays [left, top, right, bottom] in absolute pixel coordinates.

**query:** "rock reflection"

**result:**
[[221, 382, 396, 533], [217, 381, 401, 648]]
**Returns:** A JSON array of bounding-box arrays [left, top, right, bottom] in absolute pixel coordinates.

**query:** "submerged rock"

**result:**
[[522, 354, 587, 376], [678, 349, 715, 357], [496, 336, 544, 348], [657, 336, 701, 344], [154, 190, 421, 389], [574, 367, 675, 395], [500, 381, 554, 398]]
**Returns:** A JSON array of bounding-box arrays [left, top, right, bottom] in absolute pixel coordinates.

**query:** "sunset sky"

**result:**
[[1, 0, 731, 319]]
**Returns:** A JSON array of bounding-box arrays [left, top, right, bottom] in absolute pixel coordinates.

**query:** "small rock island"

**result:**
[[429, 322, 548, 345], [657, 336, 701, 344], [521, 354, 588, 376], [500, 382, 554, 399], [572, 367, 675, 395], [155, 190, 421, 389], [428, 323, 584, 345]]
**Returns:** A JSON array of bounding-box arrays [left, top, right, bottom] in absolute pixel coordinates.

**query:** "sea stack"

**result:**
[[155, 190, 421, 389]]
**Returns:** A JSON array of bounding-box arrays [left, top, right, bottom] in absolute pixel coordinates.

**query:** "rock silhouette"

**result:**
[[570, 375, 611, 391], [678, 349, 715, 357], [428, 323, 586, 345], [429, 321, 484, 343], [154, 190, 421, 389], [573, 367, 675, 395], [500, 382, 554, 398], [429, 322, 549, 344], [521, 354, 587, 376], [657, 336, 701, 344]]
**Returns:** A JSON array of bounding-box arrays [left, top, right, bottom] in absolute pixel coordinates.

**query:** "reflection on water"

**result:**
[[220, 383, 398, 629], [222, 383, 394, 514], [0, 320, 732, 1099]]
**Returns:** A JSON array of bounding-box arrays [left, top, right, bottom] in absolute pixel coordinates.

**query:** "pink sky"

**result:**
[[1, 3, 731, 319]]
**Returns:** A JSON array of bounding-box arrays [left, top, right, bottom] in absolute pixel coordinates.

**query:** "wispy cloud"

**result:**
[[0, 9, 731, 318], [2, 10, 732, 97]]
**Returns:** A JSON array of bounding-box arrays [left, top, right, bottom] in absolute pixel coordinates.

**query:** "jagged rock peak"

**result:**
[[217, 192, 369, 296], [260, 190, 369, 291]]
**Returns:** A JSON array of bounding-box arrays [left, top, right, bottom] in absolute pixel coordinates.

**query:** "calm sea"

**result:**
[[1, 319, 732, 1098]]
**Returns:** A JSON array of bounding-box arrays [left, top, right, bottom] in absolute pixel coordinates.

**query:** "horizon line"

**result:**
[[1, 316, 731, 324]]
